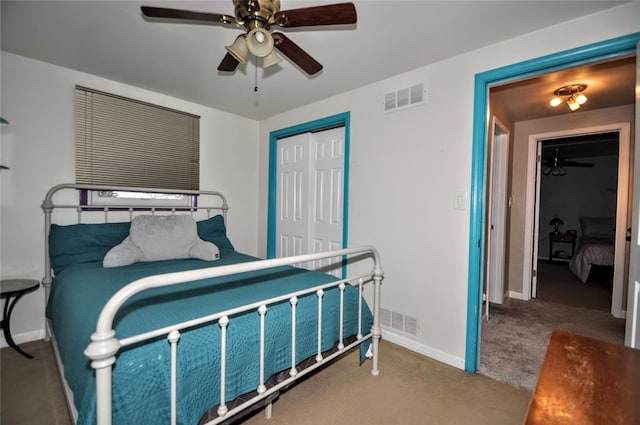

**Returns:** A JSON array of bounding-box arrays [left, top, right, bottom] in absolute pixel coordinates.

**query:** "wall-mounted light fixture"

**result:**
[[549, 84, 588, 112]]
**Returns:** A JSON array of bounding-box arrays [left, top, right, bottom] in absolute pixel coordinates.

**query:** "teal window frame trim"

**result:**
[[267, 112, 351, 274], [466, 32, 640, 372]]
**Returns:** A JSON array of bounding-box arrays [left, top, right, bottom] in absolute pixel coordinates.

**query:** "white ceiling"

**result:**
[[0, 1, 633, 121]]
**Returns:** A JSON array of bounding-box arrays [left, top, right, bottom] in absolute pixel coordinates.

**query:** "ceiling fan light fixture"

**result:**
[[225, 35, 249, 64], [575, 93, 587, 105], [262, 49, 282, 68], [246, 27, 274, 57]]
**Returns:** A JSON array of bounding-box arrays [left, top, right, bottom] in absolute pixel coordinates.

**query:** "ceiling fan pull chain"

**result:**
[[254, 58, 259, 92]]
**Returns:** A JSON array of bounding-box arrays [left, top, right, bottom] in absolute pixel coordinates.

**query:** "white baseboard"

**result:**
[[381, 329, 465, 370], [508, 290, 526, 300], [0, 328, 46, 349]]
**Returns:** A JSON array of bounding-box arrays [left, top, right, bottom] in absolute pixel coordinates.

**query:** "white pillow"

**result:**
[[103, 215, 219, 268]]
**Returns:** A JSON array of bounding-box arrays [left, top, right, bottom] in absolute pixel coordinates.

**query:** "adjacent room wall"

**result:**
[[0, 52, 260, 345]]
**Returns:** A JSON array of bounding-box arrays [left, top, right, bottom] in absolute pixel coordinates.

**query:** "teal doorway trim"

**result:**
[[267, 112, 351, 262], [466, 33, 640, 372]]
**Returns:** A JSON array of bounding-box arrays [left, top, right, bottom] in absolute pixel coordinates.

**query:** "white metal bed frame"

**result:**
[[42, 183, 383, 425]]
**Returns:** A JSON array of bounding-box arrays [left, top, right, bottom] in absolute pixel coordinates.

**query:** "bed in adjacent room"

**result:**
[[569, 216, 615, 283], [42, 183, 383, 425]]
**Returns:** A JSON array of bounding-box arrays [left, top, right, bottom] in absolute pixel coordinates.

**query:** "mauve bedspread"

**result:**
[[569, 235, 614, 283]]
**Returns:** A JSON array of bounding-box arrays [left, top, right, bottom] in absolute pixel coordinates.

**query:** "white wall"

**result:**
[[258, 3, 640, 368], [0, 52, 259, 346]]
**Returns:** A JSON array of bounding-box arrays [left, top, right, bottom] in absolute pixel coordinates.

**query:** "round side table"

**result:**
[[1, 279, 39, 359]]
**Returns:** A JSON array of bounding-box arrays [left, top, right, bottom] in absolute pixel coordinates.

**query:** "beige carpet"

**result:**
[[1, 340, 72, 425], [2, 339, 530, 425]]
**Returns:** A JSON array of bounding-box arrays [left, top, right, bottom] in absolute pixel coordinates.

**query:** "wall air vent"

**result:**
[[384, 83, 427, 113], [379, 306, 419, 336]]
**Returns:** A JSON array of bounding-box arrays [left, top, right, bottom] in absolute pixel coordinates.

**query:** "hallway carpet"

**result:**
[[480, 297, 625, 392], [480, 259, 624, 392]]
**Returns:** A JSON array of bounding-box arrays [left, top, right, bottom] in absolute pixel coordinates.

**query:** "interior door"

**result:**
[[308, 127, 345, 276], [530, 141, 544, 298], [487, 117, 509, 306], [275, 127, 346, 276], [624, 44, 640, 348], [276, 133, 310, 259]]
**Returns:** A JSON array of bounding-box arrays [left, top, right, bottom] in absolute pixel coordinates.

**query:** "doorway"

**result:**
[[478, 98, 631, 392], [533, 132, 622, 313], [465, 33, 640, 372]]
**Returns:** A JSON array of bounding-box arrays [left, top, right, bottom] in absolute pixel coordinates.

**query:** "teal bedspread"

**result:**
[[47, 250, 372, 425]]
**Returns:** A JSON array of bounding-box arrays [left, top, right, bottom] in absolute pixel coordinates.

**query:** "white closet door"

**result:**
[[309, 127, 345, 275], [275, 127, 345, 276], [276, 133, 310, 258]]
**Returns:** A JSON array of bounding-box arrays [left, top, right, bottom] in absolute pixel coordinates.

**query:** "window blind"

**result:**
[[75, 86, 200, 190]]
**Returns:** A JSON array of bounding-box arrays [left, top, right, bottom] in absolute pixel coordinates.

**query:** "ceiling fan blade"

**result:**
[[141, 6, 237, 25], [272, 32, 323, 75], [274, 3, 357, 27], [217, 53, 240, 72]]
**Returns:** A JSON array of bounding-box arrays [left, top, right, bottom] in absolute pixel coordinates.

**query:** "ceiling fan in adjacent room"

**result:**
[[542, 148, 594, 176], [140, 0, 357, 76]]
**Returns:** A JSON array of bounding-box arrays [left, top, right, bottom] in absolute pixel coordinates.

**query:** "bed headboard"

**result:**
[[41, 183, 229, 297]]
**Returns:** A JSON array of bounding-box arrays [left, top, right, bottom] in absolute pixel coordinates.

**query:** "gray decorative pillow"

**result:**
[[103, 215, 219, 268]]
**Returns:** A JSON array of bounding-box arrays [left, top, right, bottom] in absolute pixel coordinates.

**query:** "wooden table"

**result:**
[[524, 329, 640, 425]]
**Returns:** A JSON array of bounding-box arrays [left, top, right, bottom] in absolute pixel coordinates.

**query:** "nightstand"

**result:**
[[1, 279, 39, 358], [549, 232, 576, 263]]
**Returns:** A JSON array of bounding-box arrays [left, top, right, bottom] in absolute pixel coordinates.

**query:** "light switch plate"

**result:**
[[454, 191, 468, 210]]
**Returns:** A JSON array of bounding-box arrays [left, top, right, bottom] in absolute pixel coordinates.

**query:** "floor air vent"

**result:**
[[384, 83, 426, 113], [379, 307, 419, 336]]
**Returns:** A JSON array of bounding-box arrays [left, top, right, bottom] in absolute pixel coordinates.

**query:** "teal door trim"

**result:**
[[466, 33, 640, 372], [267, 112, 351, 266]]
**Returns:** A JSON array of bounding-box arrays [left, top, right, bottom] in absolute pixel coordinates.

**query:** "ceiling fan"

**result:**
[[140, 0, 357, 76], [542, 148, 594, 176]]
